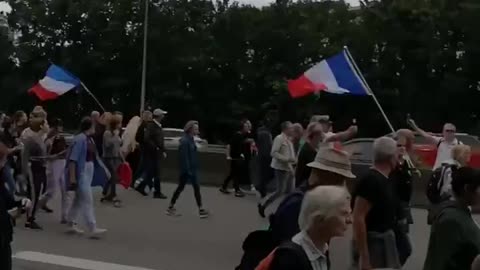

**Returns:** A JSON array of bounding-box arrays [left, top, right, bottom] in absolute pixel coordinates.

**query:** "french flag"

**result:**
[[288, 50, 370, 98], [29, 64, 81, 101]]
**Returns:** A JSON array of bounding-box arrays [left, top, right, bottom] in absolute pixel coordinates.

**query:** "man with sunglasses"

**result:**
[[408, 120, 461, 170]]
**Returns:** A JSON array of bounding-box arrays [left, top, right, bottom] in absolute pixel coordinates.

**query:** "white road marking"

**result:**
[[14, 251, 158, 270]]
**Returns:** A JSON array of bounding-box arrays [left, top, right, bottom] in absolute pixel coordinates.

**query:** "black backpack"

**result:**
[[426, 164, 454, 204]]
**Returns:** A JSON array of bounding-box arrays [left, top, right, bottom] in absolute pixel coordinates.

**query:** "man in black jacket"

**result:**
[[0, 134, 31, 270], [136, 108, 167, 199]]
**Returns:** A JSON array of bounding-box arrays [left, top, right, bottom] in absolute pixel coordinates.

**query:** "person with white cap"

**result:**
[[267, 147, 356, 248], [135, 108, 168, 199]]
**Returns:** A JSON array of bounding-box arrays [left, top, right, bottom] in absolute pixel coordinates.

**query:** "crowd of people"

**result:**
[[235, 116, 480, 270], [2, 104, 480, 270]]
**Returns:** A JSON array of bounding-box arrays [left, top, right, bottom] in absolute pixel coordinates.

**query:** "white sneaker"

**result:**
[[66, 224, 84, 235], [88, 228, 107, 239]]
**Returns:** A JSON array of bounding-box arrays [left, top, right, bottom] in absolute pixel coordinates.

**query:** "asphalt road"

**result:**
[[10, 183, 478, 270]]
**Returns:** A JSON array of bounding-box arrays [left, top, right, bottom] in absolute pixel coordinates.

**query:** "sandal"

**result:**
[[113, 199, 122, 208]]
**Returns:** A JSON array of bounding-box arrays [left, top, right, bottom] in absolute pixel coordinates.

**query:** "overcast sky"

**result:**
[[0, 0, 359, 13], [242, 0, 359, 6]]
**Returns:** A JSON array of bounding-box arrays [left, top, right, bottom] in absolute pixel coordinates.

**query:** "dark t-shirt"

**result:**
[[86, 138, 96, 162], [295, 143, 317, 187], [391, 162, 413, 203], [352, 169, 397, 233], [229, 132, 245, 159]]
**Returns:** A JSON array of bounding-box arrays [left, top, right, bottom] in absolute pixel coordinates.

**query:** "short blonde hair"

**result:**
[[298, 186, 350, 231], [184, 120, 199, 132], [452, 144, 471, 163]]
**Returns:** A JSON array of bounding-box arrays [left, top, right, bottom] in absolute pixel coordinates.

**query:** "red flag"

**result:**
[[287, 74, 326, 98]]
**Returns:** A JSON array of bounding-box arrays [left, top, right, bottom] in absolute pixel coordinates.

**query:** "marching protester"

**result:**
[[257, 121, 296, 218], [220, 119, 254, 197], [39, 118, 69, 222], [260, 186, 352, 270], [256, 119, 273, 199], [295, 123, 323, 188], [136, 108, 168, 199], [101, 114, 123, 207], [391, 129, 415, 266], [423, 167, 480, 270], [132, 110, 152, 186], [408, 119, 461, 169], [1, 117, 20, 195], [166, 121, 209, 218], [291, 123, 304, 155], [91, 111, 105, 156], [352, 136, 401, 269], [22, 116, 49, 230], [66, 117, 108, 238], [0, 134, 31, 270]]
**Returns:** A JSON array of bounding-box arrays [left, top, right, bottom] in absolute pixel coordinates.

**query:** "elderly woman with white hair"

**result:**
[[260, 186, 352, 270]]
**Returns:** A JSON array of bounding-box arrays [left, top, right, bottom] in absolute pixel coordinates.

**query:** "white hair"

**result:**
[[373, 136, 397, 164], [298, 186, 350, 231]]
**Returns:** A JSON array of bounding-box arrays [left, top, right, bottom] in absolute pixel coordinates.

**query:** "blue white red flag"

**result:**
[[288, 50, 370, 98], [29, 64, 81, 101]]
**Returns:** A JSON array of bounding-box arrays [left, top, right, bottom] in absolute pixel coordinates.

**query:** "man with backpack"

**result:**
[[408, 120, 461, 170]]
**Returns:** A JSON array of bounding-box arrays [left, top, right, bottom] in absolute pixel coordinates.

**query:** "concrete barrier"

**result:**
[[161, 147, 432, 207]]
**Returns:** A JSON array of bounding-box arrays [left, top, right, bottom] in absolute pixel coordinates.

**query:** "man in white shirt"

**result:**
[[408, 120, 460, 170]]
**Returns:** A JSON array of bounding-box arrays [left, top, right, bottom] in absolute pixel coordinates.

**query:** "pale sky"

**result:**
[[241, 0, 359, 6], [0, 0, 359, 13]]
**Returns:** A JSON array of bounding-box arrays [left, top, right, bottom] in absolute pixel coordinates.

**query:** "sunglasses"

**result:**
[[397, 144, 406, 148]]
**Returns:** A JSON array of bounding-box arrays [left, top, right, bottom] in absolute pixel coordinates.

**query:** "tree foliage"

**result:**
[[1, 0, 480, 141]]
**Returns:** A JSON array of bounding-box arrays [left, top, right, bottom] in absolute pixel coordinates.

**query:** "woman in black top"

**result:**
[[295, 123, 323, 188]]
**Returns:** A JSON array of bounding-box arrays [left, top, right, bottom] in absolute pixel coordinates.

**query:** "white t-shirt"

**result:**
[[433, 137, 461, 170]]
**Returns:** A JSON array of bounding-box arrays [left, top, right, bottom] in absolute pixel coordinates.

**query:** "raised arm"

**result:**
[[408, 119, 439, 145], [325, 125, 358, 143]]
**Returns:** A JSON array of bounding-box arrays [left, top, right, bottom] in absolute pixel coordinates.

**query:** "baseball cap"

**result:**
[[153, 108, 168, 116]]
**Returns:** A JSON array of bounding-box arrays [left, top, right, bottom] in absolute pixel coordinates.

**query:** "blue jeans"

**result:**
[[2, 164, 15, 196]]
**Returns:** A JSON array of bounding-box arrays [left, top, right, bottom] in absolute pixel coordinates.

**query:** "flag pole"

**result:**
[[343, 46, 418, 172], [343, 46, 395, 133], [80, 82, 106, 112]]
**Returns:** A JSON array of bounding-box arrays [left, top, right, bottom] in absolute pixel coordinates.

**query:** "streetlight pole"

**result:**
[[140, 0, 149, 113]]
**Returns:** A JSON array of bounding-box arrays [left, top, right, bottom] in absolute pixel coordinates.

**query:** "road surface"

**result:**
[[10, 183, 470, 270]]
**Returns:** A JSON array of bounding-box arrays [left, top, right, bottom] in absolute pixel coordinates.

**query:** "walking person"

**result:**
[[295, 122, 323, 188], [135, 108, 168, 199], [101, 114, 123, 207], [66, 117, 108, 238], [220, 119, 253, 197], [132, 110, 152, 187], [291, 123, 304, 155], [352, 137, 401, 270], [166, 121, 209, 218], [408, 119, 461, 169], [38, 118, 69, 222], [256, 120, 273, 199], [22, 117, 49, 230], [1, 117, 22, 195], [423, 167, 480, 270], [0, 134, 31, 270], [391, 129, 415, 266], [258, 121, 296, 217]]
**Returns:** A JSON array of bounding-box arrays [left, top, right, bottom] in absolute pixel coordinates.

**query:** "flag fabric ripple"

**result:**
[[29, 65, 81, 101], [287, 50, 370, 98]]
